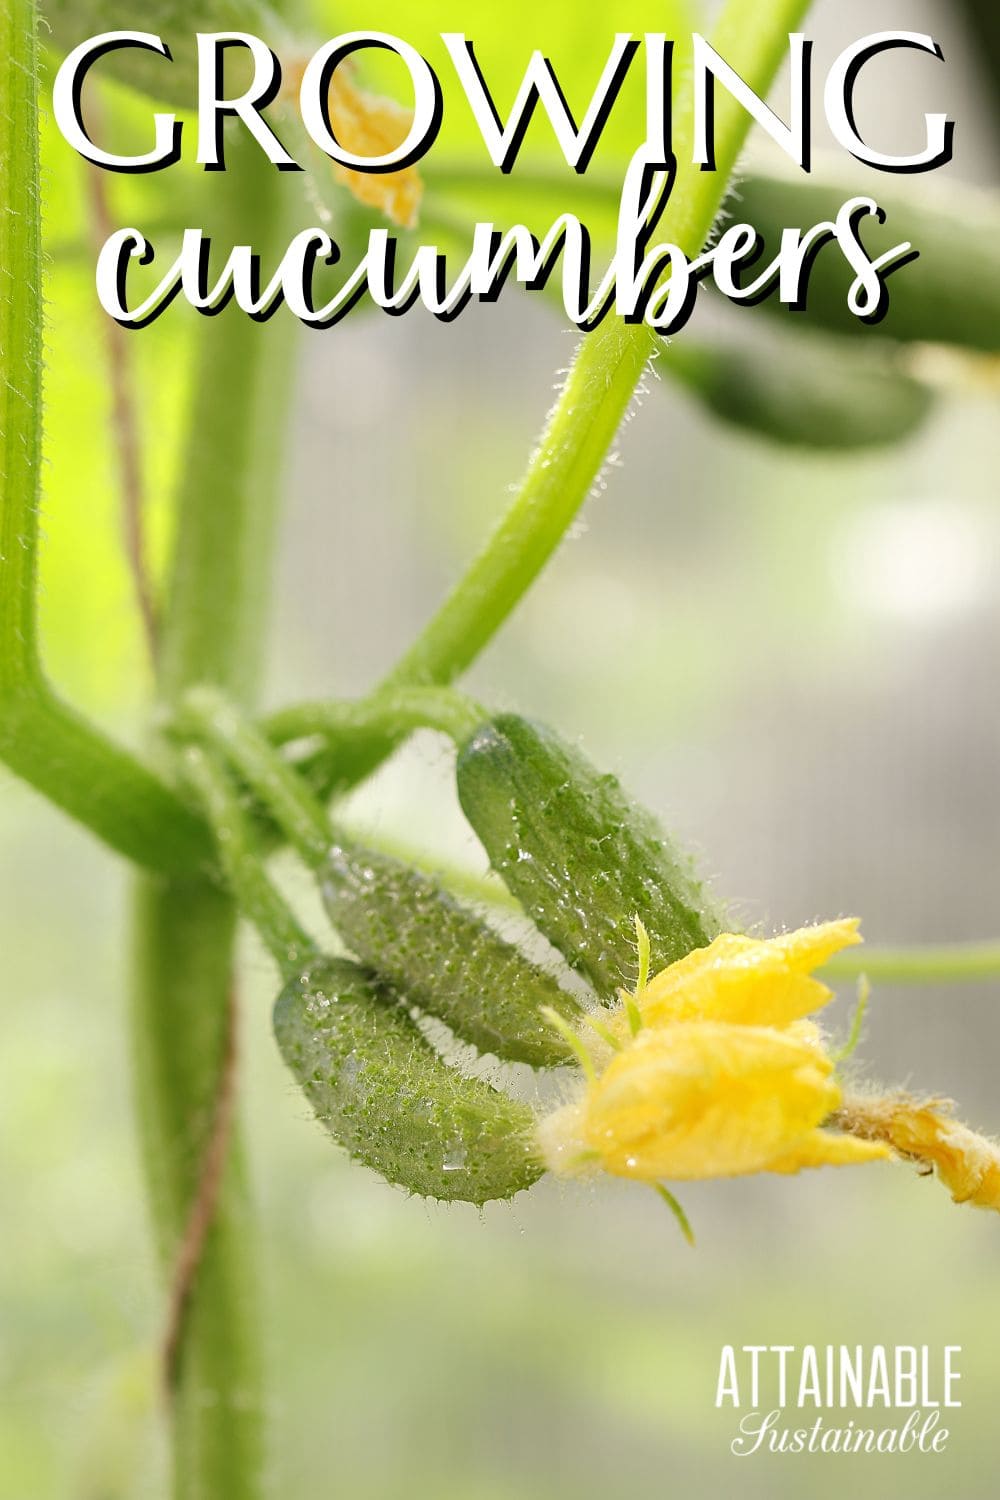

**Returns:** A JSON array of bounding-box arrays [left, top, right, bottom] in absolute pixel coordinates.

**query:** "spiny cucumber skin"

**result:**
[[320, 841, 580, 1068], [273, 959, 543, 1206], [456, 715, 727, 1001]]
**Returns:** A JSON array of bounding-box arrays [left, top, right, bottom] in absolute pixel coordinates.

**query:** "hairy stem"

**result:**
[[129, 137, 296, 1500], [181, 743, 315, 970], [183, 687, 333, 866], [286, 0, 813, 798], [382, 0, 811, 691], [261, 685, 484, 806]]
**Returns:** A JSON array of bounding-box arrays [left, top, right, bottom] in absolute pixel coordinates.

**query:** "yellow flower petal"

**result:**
[[539, 1021, 849, 1183], [769, 918, 862, 970], [768, 1130, 890, 1174], [537, 920, 886, 1204], [618, 919, 860, 1034]]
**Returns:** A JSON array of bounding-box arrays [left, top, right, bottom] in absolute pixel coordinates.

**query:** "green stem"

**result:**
[[381, 0, 811, 692], [265, 685, 484, 749], [186, 687, 525, 921], [181, 743, 315, 971], [279, 0, 812, 801], [0, 0, 208, 875], [183, 687, 333, 867], [0, 691, 211, 871], [825, 944, 1000, 985], [261, 686, 483, 810], [385, 314, 654, 690], [129, 138, 296, 1500]]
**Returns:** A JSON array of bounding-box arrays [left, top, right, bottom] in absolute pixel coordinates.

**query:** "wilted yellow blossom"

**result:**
[[283, 59, 424, 228], [836, 1094, 1000, 1212], [325, 70, 423, 229], [538, 919, 887, 1189]]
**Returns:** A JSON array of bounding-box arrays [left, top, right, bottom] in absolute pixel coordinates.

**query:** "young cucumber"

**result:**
[[456, 715, 727, 1000], [274, 958, 543, 1205], [320, 840, 581, 1068]]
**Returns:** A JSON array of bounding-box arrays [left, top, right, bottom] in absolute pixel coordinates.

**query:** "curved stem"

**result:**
[[380, 0, 811, 692], [182, 690, 525, 928], [261, 686, 485, 811], [0, 690, 211, 872], [0, 0, 208, 875], [279, 0, 813, 801], [265, 685, 484, 749], [383, 315, 654, 689], [186, 690, 536, 928]]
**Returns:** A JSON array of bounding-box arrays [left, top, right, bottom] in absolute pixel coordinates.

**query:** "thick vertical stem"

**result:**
[[129, 134, 296, 1499], [0, 0, 43, 670], [131, 878, 260, 1497]]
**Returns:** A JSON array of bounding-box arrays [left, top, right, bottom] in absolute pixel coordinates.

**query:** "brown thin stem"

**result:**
[[161, 984, 241, 1395]]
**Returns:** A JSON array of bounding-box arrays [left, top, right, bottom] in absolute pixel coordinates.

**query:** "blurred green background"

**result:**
[[3, 0, 1000, 1495]]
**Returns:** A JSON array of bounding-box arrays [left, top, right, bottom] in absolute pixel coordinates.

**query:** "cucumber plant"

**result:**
[[4, 0, 1000, 1497]]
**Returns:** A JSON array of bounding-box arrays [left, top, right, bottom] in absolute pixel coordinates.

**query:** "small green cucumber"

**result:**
[[273, 958, 543, 1205], [456, 715, 726, 999], [320, 840, 581, 1068]]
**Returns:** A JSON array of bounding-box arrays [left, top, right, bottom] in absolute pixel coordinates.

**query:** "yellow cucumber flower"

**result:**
[[538, 1020, 885, 1183], [538, 919, 887, 1196]]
